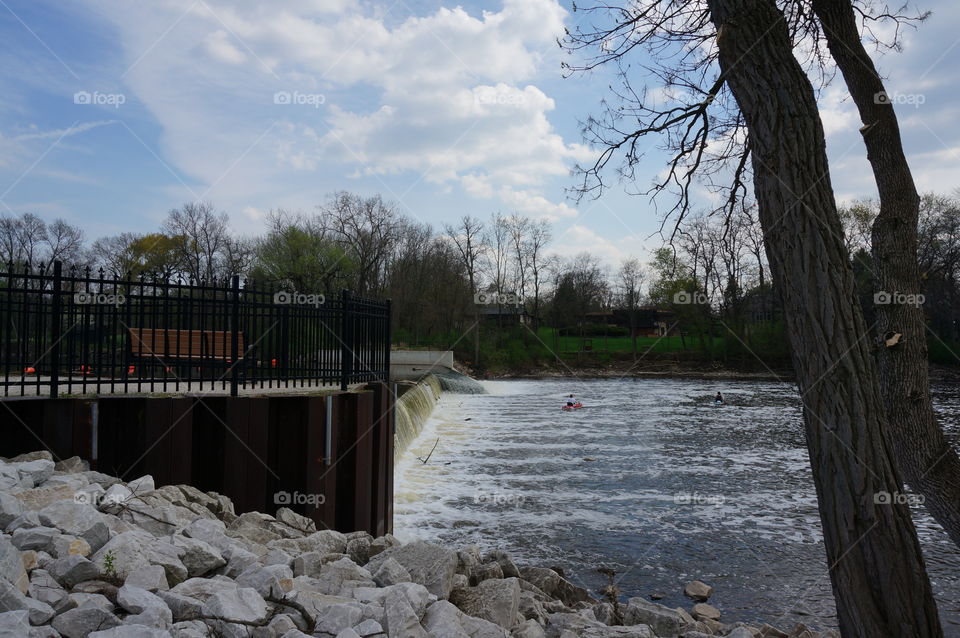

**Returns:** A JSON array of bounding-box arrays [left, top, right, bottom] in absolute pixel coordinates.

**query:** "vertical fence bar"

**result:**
[[340, 290, 352, 391], [49, 261, 62, 399], [230, 275, 240, 397]]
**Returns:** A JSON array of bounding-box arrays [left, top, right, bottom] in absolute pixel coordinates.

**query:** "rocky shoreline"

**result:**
[[0, 450, 836, 638]]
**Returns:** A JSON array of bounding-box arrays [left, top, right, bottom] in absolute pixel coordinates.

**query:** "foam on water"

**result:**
[[394, 378, 960, 634]]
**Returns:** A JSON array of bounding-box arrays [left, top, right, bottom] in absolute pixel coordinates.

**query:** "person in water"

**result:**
[[715, 392, 724, 404], [566, 394, 577, 407]]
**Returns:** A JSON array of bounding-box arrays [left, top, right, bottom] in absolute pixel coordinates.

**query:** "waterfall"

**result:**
[[433, 370, 486, 394], [394, 374, 443, 462]]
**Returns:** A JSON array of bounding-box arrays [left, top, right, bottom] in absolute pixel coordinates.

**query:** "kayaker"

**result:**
[[715, 392, 724, 405], [566, 394, 577, 407]]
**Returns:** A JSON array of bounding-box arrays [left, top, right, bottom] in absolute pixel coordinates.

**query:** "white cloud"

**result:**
[[83, 0, 586, 228]]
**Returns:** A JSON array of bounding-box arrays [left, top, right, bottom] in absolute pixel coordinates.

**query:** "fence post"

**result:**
[[49, 261, 63, 399], [340, 290, 352, 391], [230, 275, 240, 397], [384, 299, 391, 382]]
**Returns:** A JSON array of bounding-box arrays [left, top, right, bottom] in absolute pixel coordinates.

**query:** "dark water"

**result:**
[[394, 378, 960, 634]]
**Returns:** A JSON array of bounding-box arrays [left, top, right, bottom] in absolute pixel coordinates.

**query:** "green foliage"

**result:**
[[251, 225, 356, 293]]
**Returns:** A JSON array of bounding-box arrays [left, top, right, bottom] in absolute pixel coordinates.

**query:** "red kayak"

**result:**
[[562, 402, 584, 411]]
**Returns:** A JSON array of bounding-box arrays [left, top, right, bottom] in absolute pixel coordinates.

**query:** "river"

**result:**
[[393, 377, 960, 634]]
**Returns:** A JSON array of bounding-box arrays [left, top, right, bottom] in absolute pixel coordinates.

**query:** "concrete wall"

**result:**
[[390, 350, 454, 380]]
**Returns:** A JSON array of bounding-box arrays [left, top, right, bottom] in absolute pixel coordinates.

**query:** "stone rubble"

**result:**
[[0, 451, 841, 638]]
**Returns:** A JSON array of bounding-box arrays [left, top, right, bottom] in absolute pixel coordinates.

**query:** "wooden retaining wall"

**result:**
[[0, 384, 395, 535]]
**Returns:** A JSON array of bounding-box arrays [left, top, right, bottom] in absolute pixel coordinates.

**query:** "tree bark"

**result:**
[[811, 0, 960, 549], [706, 0, 943, 635]]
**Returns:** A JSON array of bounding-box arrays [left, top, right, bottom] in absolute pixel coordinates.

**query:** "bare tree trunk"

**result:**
[[707, 0, 943, 635], [811, 0, 960, 549]]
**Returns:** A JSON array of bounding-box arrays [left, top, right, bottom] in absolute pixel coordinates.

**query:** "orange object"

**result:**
[[128, 365, 135, 375], [271, 358, 277, 368], [24, 366, 35, 374]]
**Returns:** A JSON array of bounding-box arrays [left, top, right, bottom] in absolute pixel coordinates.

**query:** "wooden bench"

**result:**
[[128, 328, 246, 365]]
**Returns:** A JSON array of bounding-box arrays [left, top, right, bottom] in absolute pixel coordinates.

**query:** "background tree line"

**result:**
[[1, 189, 958, 371]]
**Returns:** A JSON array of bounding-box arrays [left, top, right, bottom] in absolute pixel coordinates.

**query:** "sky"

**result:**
[[0, 0, 958, 268]]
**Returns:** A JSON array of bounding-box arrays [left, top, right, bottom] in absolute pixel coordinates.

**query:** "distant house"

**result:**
[[583, 308, 674, 337], [477, 306, 532, 326]]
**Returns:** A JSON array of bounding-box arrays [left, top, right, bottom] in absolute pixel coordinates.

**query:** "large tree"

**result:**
[[810, 0, 960, 549], [565, 0, 944, 634]]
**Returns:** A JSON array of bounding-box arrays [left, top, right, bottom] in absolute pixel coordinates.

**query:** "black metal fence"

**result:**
[[0, 262, 391, 397]]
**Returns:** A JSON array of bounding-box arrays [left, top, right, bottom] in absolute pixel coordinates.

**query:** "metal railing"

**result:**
[[0, 262, 391, 397]]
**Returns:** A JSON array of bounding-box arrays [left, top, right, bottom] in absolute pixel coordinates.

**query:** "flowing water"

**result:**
[[394, 377, 960, 634]]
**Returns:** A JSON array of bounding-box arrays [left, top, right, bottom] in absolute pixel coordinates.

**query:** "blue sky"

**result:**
[[0, 0, 958, 266]]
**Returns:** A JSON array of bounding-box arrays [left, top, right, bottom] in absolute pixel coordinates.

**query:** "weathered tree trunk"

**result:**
[[706, 0, 943, 635], [811, 0, 960, 549]]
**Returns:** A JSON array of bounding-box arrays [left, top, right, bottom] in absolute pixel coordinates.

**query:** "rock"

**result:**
[[50, 534, 92, 559], [683, 580, 714, 602], [275, 508, 316, 535], [726, 628, 756, 638], [691, 602, 721, 621], [622, 598, 687, 636], [169, 535, 225, 578], [12, 527, 60, 552], [366, 541, 458, 600], [483, 551, 520, 579], [289, 592, 363, 635], [10, 452, 53, 463], [124, 565, 169, 592], [37, 501, 111, 537], [545, 612, 654, 638], [81, 523, 111, 554], [48, 555, 101, 588], [758, 623, 790, 637], [157, 591, 203, 622], [518, 568, 559, 597], [68, 592, 114, 612], [235, 563, 292, 599], [55, 457, 90, 473], [89, 627, 172, 637], [92, 532, 187, 586], [383, 586, 428, 638], [28, 569, 70, 612], [346, 537, 371, 566], [354, 618, 385, 636], [450, 578, 520, 629], [200, 587, 269, 624], [422, 600, 473, 638], [318, 558, 375, 594], [0, 495, 23, 529], [470, 561, 506, 587], [14, 460, 55, 488], [0, 610, 31, 637], [554, 576, 592, 607], [335, 629, 361, 638], [368, 534, 400, 559], [512, 618, 545, 638], [52, 607, 123, 638], [0, 578, 55, 624], [373, 557, 412, 587]]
